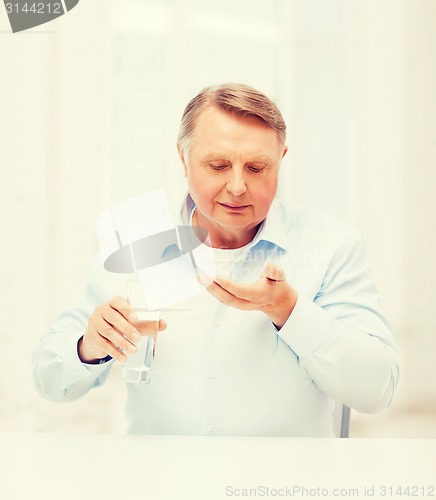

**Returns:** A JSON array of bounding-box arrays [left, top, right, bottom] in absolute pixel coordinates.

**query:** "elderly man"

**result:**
[[33, 83, 398, 436]]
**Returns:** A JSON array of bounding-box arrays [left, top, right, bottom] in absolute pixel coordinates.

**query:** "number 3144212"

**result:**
[[5, 3, 62, 15]]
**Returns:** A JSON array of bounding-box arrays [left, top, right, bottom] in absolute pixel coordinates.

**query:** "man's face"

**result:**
[[178, 106, 287, 248]]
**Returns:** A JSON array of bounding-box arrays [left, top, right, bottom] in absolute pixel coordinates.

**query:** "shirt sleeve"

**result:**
[[277, 231, 399, 414], [32, 273, 114, 403]]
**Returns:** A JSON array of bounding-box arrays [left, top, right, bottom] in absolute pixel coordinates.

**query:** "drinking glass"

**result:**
[[121, 280, 160, 384]]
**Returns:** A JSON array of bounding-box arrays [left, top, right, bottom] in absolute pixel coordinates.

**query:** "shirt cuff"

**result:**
[[98, 355, 113, 364], [277, 294, 336, 358]]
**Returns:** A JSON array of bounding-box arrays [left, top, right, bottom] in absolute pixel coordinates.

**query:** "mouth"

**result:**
[[218, 202, 250, 212]]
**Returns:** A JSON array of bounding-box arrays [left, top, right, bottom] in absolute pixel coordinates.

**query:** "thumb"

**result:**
[[260, 261, 286, 282]]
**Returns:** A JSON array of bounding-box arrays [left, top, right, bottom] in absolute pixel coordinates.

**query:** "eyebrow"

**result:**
[[204, 153, 274, 163]]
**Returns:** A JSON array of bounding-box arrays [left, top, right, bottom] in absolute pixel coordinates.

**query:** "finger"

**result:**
[[101, 303, 140, 342], [136, 318, 168, 335], [211, 275, 264, 302], [94, 316, 139, 354], [109, 296, 138, 322], [103, 344, 126, 364], [204, 279, 254, 310], [260, 261, 286, 282], [87, 325, 127, 363]]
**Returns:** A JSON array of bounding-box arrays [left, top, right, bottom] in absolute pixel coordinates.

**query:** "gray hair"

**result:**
[[177, 83, 287, 155]]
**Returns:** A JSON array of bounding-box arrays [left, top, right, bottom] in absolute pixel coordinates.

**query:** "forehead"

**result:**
[[190, 106, 280, 156]]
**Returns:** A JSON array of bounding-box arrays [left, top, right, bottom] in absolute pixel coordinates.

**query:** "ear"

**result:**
[[281, 146, 288, 160], [177, 143, 188, 177]]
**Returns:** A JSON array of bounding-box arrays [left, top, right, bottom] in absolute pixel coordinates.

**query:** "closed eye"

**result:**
[[209, 164, 228, 171], [247, 165, 266, 173]]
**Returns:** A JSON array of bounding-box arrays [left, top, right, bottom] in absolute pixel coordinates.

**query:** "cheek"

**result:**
[[188, 171, 222, 196], [255, 194, 274, 215], [252, 178, 278, 210]]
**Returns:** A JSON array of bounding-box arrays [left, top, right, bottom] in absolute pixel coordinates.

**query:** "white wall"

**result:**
[[0, 0, 435, 435], [348, 0, 436, 418]]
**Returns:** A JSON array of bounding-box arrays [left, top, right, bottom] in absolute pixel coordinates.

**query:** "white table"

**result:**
[[1, 432, 434, 500]]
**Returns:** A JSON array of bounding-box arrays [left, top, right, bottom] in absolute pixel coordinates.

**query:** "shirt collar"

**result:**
[[178, 193, 292, 253], [252, 200, 293, 252], [179, 192, 196, 226]]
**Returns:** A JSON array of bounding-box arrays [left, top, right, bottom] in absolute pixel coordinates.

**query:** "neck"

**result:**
[[192, 208, 259, 249]]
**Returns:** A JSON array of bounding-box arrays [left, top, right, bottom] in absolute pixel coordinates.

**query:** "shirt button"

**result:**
[[207, 424, 215, 433], [210, 372, 217, 379], [214, 318, 221, 327]]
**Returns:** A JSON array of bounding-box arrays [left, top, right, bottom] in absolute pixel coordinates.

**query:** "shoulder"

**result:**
[[269, 201, 362, 253], [273, 201, 357, 235], [293, 206, 357, 237]]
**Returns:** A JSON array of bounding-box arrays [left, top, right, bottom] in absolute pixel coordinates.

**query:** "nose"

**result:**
[[226, 168, 247, 196]]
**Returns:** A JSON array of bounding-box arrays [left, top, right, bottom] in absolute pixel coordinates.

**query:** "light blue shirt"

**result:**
[[33, 195, 399, 437]]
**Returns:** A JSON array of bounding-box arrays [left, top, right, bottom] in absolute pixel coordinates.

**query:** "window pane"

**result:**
[[191, 37, 277, 97], [112, 34, 166, 200], [190, 0, 278, 23]]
